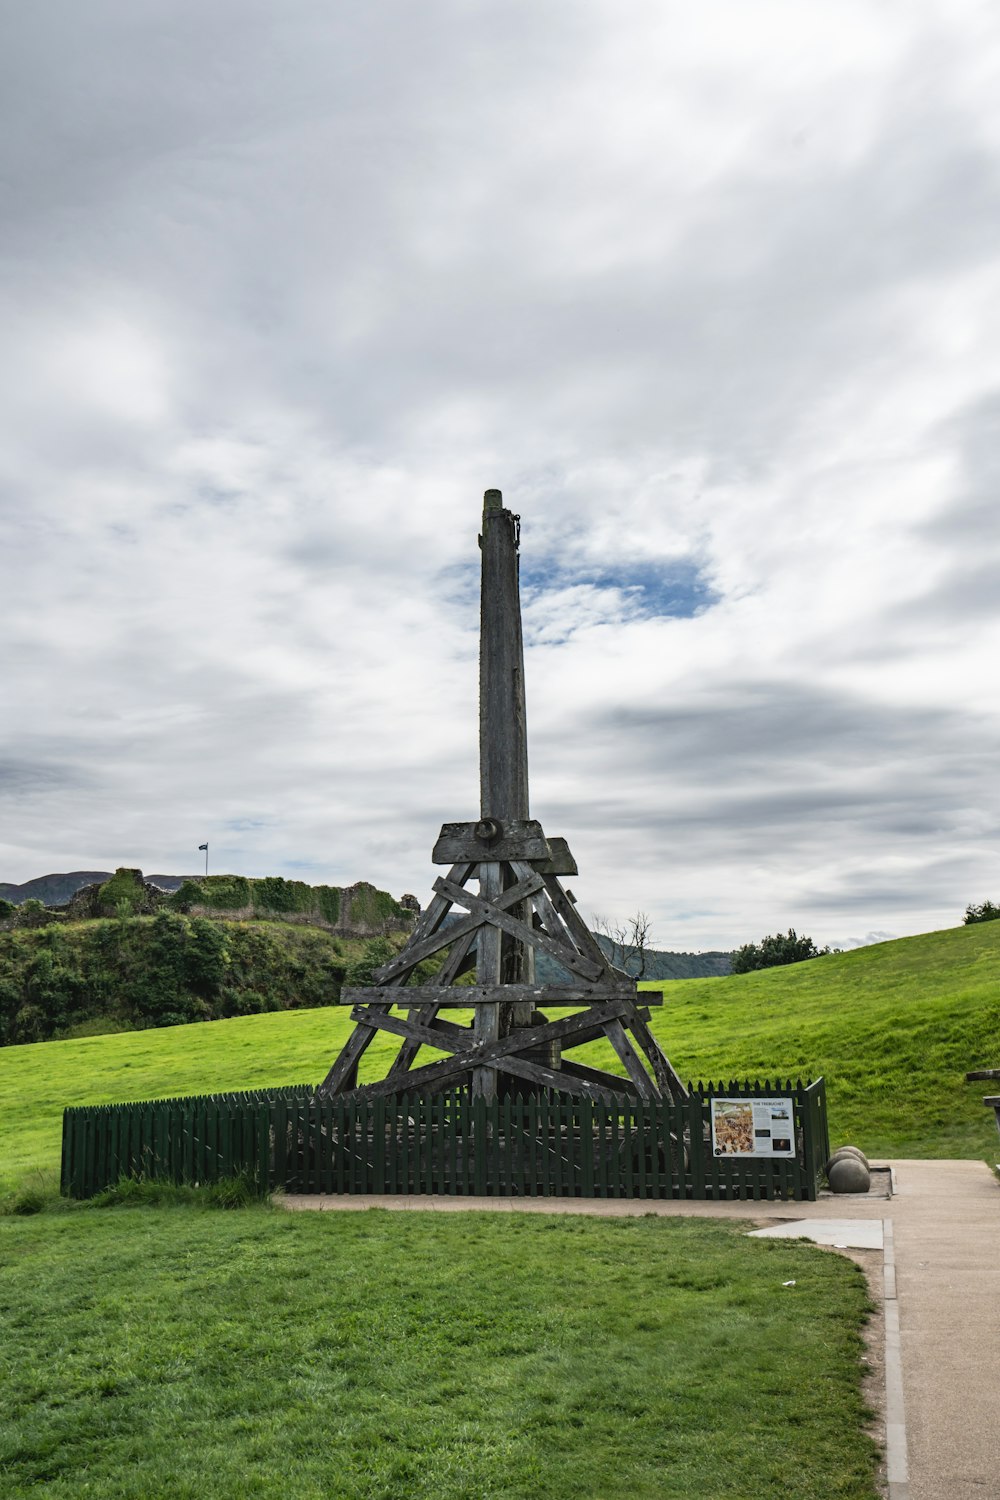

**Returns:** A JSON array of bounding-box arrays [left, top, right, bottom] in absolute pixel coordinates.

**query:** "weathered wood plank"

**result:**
[[493, 1055, 627, 1105], [435, 874, 605, 983], [432, 927, 477, 986], [374, 862, 474, 970], [559, 1058, 643, 1099], [432, 819, 550, 865], [374, 871, 543, 984], [340, 984, 645, 1007], [508, 860, 577, 952], [474, 861, 502, 1102], [479, 494, 529, 821], [620, 997, 689, 1101], [346, 999, 634, 1100], [605, 1018, 658, 1103], [541, 873, 633, 980], [354, 1008, 466, 1056], [316, 1006, 389, 1096], [384, 1003, 442, 1083], [534, 835, 577, 876]]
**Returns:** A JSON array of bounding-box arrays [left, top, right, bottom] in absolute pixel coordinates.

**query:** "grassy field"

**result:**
[[0, 1206, 877, 1499], [8, 925, 979, 1498], [2, 918, 998, 1198]]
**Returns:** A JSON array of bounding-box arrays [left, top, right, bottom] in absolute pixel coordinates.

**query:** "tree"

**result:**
[[345, 937, 396, 988], [591, 912, 654, 979], [964, 900, 1000, 925], [731, 928, 828, 974]]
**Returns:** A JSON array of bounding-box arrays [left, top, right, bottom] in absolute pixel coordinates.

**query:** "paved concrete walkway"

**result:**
[[286, 1159, 1000, 1500]]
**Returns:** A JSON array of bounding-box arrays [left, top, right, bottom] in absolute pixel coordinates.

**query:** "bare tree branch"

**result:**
[[591, 911, 654, 979]]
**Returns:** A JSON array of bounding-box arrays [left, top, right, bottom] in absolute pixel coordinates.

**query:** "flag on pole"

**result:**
[[198, 844, 208, 851]]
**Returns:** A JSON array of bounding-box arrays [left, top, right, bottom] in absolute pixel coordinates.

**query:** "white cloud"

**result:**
[[2, 1, 1000, 949]]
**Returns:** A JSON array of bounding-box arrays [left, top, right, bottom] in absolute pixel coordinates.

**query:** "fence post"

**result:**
[[685, 1086, 703, 1198]]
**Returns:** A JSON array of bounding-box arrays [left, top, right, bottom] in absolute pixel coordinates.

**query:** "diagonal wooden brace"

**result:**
[[434, 873, 605, 983], [373, 870, 544, 984]]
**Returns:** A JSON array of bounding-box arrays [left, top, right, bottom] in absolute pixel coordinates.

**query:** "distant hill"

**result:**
[[0, 872, 117, 906], [0, 871, 190, 905], [533, 938, 731, 982]]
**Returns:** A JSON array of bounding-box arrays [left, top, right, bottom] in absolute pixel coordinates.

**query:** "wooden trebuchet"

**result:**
[[317, 489, 685, 1106]]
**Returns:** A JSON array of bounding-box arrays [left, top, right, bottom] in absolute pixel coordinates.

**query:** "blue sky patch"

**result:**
[[520, 555, 718, 622]]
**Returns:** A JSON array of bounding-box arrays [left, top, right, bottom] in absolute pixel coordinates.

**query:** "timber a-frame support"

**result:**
[[317, 491, 685, 1107]]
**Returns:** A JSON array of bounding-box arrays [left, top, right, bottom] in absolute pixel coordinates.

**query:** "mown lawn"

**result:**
[[0, 1207, 878, 1500], [3, 918, 999, 1199]]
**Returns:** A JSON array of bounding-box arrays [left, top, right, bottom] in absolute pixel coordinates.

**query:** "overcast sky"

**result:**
[[2, 1, 999, 951]]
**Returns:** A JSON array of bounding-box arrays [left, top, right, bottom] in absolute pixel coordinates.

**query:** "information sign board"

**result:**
[[710, 1097, 795, 1157]]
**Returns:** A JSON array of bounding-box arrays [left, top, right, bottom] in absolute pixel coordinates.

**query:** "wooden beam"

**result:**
[[479, 493, 529, 821], [374, 870, 543, 984], [493, 1055, 631, 1105], [347, 999, 634, 1100], [384, 1002, 442, 1084], [604, 1018, 658, 1102], [435, 874, 606, 983], [432, 818, 549, 865], [535, 836, 577, 876], [369, 861, 475, 986], [431, 928, 477, 986], [315, 1006, 389, 1096], [352, 1007, 466, 1055], [620, 998, 689, 1101], [339, 984, 650, 1007], [541, 873, 632, 979], [559, 1058, 643, 1100], [473, 860, 502, 1101]]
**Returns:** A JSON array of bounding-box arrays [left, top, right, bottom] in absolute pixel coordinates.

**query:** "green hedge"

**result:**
[[0, 917, 351, 1045]]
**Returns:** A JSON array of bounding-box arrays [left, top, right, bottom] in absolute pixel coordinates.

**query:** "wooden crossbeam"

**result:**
[[431, 928, 477, 986], [373, 870, 544, 984], [491, 1054, 628, 1104], [317, 1004, 390, 1095], [339, 983, 651, 1007], [604, 1017, 657, 1103], [620, 998, 688, 1101], [432, 819, 550, 865], [347, 999, 634, 1100], [541, 872, 630, 977], [434, 874, 606, 983], [558, 1058, 643, 1100], [384, 1002, 442, 1084]]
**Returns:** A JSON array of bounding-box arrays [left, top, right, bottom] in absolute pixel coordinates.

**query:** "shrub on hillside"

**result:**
[[731, 928, 828, 974], [964, 900, 1000, 925], [168, 879, 206, 913], [345, 937, 396, 987]]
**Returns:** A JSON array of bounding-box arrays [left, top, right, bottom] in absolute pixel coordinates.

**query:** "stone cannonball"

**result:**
[[825, 1145, 869, 1174], [827, 1156, 871, 1194]]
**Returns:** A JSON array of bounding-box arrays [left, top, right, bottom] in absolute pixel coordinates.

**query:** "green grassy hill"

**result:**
[[641, 918, 1000, 1161], [2, 919, 998, 1198]]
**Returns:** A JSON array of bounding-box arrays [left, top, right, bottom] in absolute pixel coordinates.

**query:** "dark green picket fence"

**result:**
[[63, 1077, 829, 1201]]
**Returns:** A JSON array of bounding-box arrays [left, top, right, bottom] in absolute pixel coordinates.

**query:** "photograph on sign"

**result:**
[[710, 1098, 795, 1157]]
